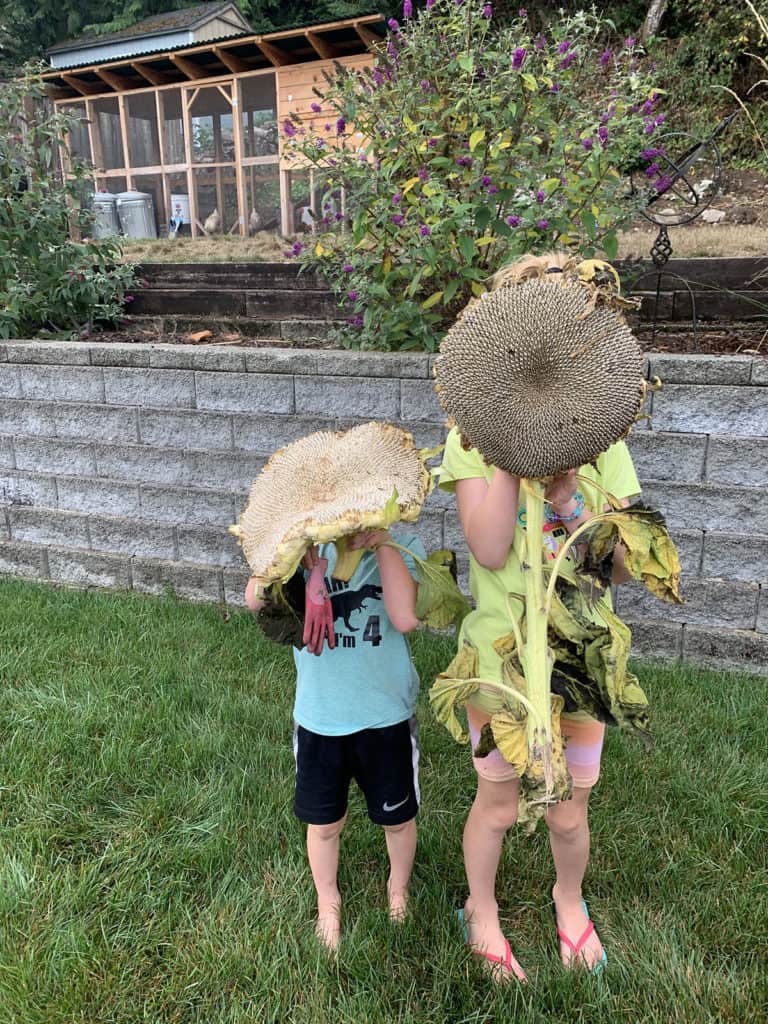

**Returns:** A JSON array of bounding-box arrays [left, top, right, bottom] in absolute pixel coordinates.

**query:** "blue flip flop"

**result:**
[[556, 899, 607, 975]]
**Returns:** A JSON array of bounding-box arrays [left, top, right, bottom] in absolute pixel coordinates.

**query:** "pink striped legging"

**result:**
[[467, 704, 605, 789]]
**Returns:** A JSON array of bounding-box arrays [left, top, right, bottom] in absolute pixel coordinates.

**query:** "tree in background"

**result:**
[[0, 71, 136, 338]]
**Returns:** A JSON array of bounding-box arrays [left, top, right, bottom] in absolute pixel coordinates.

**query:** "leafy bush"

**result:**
[[0, 69, 136, 339], [285, 1, 666, 351]]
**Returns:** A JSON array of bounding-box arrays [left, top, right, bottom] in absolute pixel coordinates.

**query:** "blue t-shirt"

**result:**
[[293, 532, 426, 736]]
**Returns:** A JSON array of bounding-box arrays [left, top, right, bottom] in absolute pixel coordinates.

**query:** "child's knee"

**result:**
[[382, 818, 415, 836], [309, 815, 347, 841], [545, 789, 591, 838]]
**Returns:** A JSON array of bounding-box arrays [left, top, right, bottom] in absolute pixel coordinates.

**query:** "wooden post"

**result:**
[[183, 86, 198, 238], [117, 93, 132, 189], [232, 80, 246, 237]]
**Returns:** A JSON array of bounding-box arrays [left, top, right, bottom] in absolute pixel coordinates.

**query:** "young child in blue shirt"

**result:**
[[245, 528, 425, 952]]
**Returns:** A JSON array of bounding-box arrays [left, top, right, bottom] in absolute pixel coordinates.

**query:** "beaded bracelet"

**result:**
[[544, 490, 585, 524]]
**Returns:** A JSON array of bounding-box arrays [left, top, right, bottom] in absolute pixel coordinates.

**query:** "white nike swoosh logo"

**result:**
[[382, 796, 409, 813]]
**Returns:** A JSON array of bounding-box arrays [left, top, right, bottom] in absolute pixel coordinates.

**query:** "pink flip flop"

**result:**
[[556, 899, 607, 975], [456, 908, 527, 982]]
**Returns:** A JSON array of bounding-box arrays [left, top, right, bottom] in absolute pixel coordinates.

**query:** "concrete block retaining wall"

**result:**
[[0, 340, 766, 674]]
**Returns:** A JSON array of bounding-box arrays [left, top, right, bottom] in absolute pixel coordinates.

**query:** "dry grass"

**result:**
[[121, 225, 768, 266], [618, 223, 768, 259], [121, 231, 290, 264]]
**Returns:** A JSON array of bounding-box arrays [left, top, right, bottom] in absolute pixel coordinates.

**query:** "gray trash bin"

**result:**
[[92, 192, 119, 238], [116, 190, 158, 239]]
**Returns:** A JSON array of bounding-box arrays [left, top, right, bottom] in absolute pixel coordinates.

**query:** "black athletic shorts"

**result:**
[[293, 716, 420, 826]]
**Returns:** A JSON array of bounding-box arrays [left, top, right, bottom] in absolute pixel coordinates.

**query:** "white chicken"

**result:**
[[249, 208, 262, 235], [203, 207, 222, 234]]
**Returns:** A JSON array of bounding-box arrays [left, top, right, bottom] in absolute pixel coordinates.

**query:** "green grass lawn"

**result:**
[[0, 580, 765, 1024]]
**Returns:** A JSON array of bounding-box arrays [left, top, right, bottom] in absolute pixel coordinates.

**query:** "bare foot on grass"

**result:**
[[387, 880, 409, 923], [315, 903, 341, 954]]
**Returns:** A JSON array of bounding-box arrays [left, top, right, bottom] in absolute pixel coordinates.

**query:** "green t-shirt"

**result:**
[[439, 428, 641, 714]]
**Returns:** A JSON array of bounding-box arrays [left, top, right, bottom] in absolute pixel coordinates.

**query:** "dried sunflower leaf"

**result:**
[[429, 644, 480, 743], [473, 722, 498, 758], [412, 548, 471, 630], [489, 710, 528, 775]]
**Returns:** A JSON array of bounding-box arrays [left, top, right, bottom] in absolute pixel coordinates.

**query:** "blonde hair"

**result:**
[[489, 250, 577, 291]]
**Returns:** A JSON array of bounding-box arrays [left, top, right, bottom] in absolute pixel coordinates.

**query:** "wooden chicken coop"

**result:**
[[43, 2, 382, 237]]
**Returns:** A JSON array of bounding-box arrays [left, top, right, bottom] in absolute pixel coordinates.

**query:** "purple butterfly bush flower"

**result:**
[[506, 215, 521, 227], [482, 175, 492, 187], [372, 67, 384, 86], [348, 290, 358, 301], [488, 185, 499, 194], [625, 36, 636, 48], [310, 101, 322, 113], [349, 314, 364, 327], [655, 114, 666, 126], [534, 34, 547, 50], [282, 120, 296, 137], [420, 79, 431, 91], [645, 162, 661, 178], [427, 137, 438, 147], [426, 0, 435, 7], [550, 82, 561, 93], [324, 123, 332, 132], [336, 117, 346, 135], [387, 40, 398, 59], [388, 18, 399, 32], [343, 263, 354, 272], [392, 213, 405, 225], [403, 0, 413, 17], [537, 219, 549, 230], [456, 155, 472, 167], [291, 241, 303, 256], [582, 137, 593, 150], [393, 192, 402, 204], [420, 224, 431, 237], [598, 125, 609, 144], [558, 39, 571, 54], [655, 174, 673, 194], [559, 51, 577, 70], [644, 120, 656, 134], [641, 147, 661, 160], [535, 189, 545, 204], [518, 7, 527, 16], [599, 49, 612, 67], [483, 4, 493, 18], [512, 47, 527, 70]]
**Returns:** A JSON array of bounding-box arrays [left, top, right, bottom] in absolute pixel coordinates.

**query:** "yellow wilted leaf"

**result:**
[[403, 115, 417, 132], [542, 177, 561, 191], [475, 236, 496, 247], [422, 182, 439, 197], [402, 176, 421, 194], [591, 204, 600, 217], [490, 711, 528, 775], [429, 644, 480, 743], [421, 290, 444, 309], [521, 73, 538, 91], [471, 281, 486, 297], [382, 252, 392, 275], [314, 242, 326, 257], [469, 128, 486, 151]]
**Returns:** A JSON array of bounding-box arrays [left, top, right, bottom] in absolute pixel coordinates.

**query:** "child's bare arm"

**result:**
[[455, 471, 520, 570], [350, 531, 419, 633]]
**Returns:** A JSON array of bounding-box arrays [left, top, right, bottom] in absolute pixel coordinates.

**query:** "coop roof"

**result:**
[[43, 8, 384, 98]]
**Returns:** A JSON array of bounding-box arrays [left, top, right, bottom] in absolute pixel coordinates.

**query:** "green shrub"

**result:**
[[285, 1, 666, 351], [0, 69, 136, 339]]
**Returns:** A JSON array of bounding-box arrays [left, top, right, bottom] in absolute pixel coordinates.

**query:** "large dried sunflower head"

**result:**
[[230, 421, 433, 585], [434, 276, 644, 478]]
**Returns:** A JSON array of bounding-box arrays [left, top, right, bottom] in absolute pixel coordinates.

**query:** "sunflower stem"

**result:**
[[519, 479, 555, 798]]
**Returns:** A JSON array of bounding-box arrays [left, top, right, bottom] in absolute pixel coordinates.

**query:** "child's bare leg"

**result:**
[[306, 814, 346, 950], [383, 818, 416, 920], [546, 787, 604, 969], [462, 775, 527, 980]]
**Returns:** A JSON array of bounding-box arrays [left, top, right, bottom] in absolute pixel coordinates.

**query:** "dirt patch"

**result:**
[[85, 322, 767, 358]]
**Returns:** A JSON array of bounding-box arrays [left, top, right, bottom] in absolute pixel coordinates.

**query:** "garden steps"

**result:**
[[127, 256, 768, 328]]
